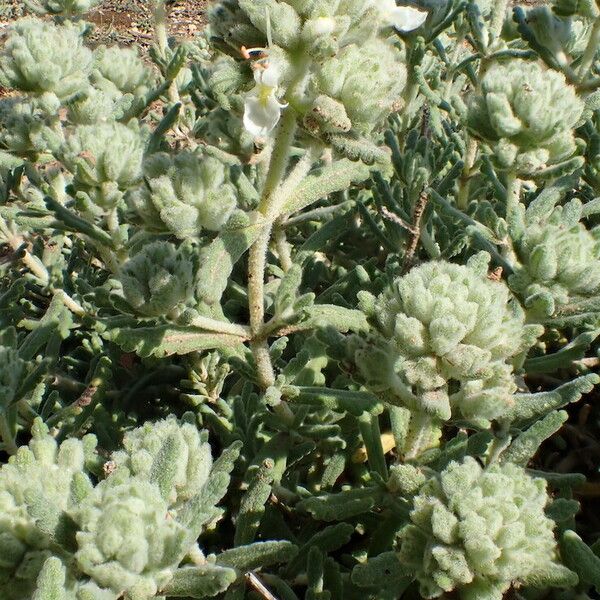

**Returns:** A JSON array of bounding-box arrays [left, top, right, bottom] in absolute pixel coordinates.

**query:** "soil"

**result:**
[[0, 0, 210, 49]]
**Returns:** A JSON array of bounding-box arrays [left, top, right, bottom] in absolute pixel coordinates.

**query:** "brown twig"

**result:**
[[402, 189, 429, 273], [245, 572, 280, 600]]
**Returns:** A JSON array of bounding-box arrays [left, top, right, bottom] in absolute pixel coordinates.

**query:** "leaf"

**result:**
[[542, 296, 600, 328], [178, 442, 241, 541], [520, 561, 579, 589], [166, 45, 189, 81], [282, 159, 371, 215], [504, 374, 599, 425], [149, 432, 184, 502], [162, 564, 237, 598], [211, 440, 243, 478], [24, 488, 78, 552], [524, 331, 600, 374], [197, 212, 265, 305], [351, 552, 412, 590], [300, 305, 369, 333], [18, 293, 74, 361], [178, 472, 229, 540], [101, 324, 245, 358], [234, 460, 275, 546], [326, 132, 391, 166], [33, 557, 67, 600], [500, 411, 568, 466], [560, 531, 600, 591], [217, 541, 299, 571], [44, 196, 115, 248], [285, 523, 355, 577], [147, 102, 182, 154], [283, 386, 383, 416], [297, 487, 380, 522]]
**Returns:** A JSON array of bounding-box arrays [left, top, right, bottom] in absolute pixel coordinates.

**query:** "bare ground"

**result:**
[[0, 0, 209, 49]]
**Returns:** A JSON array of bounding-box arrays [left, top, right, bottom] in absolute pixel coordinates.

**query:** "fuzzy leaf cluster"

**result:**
[[129, 150, 238, 238], [397, 457, 577, 599], [508, 195, 600, 320], [355, 256, 543, 425], [467, 60, 584, 176], [208, 0, 411, 141], [0, 416, 240, 600], [0, 18, 93, 100]]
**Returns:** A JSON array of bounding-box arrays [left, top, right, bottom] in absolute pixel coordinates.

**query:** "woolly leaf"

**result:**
[[217, 541, 299, 571], [162, 564, 237, 598]]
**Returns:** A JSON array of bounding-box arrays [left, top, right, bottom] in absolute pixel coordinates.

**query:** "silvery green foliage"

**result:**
[[467, 60, 584, 176], [0, 18, 93, 100], [66, 85, 131, 125], [397, 457, 577, 599], [313, 39, 407, 134], [509, 198, 600, 318], [0, 330, 26, 407], [0, 95, 64, 156], [129, 151, 238, 238], [119, 241, 197, 317], [111, 415, 212, 508], [91, 46, 156, 98], [0, 419, 97, 599], [60, 122, 145, 207], [0, 416, 240, 599], [74, 478, 188, 599], [2, 1, 600, 598], [209, 0, 411, 140], [356, 256, 542, 425]]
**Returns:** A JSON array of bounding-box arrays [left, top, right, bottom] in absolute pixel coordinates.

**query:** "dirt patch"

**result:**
[[0, 0, 210, 49]]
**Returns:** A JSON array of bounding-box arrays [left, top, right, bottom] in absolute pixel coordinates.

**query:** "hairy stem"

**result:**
[[248, 110, 298, 338], [153, 0, 169, 58], [188, 314, 251, 338], [457, 138, 478, 210], [579, 17, 600, 80], [504, 170, 523, 238]]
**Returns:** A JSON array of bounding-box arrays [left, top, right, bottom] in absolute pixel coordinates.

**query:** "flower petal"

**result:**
[[390, 6, 428, 32], [243, 93, 285, 137], [256, 62, 281, 88]]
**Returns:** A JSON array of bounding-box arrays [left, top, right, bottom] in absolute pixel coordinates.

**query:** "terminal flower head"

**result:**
[[379, 1, 428, 32], [243, 59, 288, 138]]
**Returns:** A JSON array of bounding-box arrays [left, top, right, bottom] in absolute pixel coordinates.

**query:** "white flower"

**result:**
[[312, 16, 337, 36], [243, 62, 288, 138], [379, 1, 428, 32]]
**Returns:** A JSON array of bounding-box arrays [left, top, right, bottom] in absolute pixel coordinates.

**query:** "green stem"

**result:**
[[579, 17, 600, 80], [248, 109, 298, 339], [490, 0, 509, 41], [457, 138, 478, 210], [246, 53, 312, 389], [504, 170, 523, 237], [259, 109, 299, 214], [188, 314, 250, 338], [153, 0, 169, 59], [0, 413, 17, 455]]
